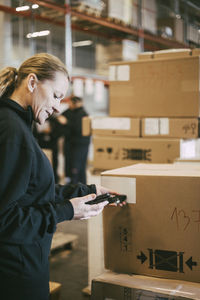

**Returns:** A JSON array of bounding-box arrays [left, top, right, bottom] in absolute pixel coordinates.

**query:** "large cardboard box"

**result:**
[[138, 51, 154, 60], [91, 271, 200, 300], [192, 48, 200, 56], [101, 164, 200, 283], [141, 118, 199, 138], [153, 49, 191, 59], [82, 116, 140, 137], [109, 56, 200, 117], [93, 136, 200, 170]]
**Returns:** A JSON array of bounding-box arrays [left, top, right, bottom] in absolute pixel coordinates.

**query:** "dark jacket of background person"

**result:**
[[33, 116, 65, 183], [0, 97, 96, 300], [62, 99, 90, 185]]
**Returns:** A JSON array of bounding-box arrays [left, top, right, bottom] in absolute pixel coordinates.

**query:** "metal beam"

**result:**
[[0, 2, 189, 49]]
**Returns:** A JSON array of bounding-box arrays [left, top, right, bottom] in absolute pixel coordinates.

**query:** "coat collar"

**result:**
[[0, 97, 34, 127]]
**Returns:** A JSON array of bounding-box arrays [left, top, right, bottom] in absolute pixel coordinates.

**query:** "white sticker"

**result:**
[[159, 118, 169, 135], [92, 117, 131, 130], [117, 65, 130, 81], [180, 139, 196, 158], [144, 118, 159, 135], [109, 66, 116, 81], [101, 176, 136, 204]]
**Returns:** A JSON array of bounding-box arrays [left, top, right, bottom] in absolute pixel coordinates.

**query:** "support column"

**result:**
[[0, 0, 12, 68], [137, 0, 144, 52], [65, 0, 72, 76]]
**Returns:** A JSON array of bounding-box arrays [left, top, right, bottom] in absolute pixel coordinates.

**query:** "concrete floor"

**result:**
[[50, 220, 90, 300], [49, 169, 100, 300]]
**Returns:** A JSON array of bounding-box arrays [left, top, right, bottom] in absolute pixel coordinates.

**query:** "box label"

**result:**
[[101, 175, 136, 204]]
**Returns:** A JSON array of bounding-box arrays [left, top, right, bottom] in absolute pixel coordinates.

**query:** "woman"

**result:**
[[0, 53, 112, 300]]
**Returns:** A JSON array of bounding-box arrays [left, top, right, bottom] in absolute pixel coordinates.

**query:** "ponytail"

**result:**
[[0, 67, 18, 98]]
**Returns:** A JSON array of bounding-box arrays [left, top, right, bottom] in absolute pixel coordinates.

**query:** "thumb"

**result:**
[[82, 193, 96, 203]]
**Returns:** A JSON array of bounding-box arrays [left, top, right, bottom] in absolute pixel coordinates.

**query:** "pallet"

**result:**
[[49, 281, 62, 300], [82, 285, 91, 297], [51, 232, 78, 255], [73, 3, 102, 18]]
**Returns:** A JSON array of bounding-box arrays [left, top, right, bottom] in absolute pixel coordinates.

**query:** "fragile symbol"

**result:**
[[148, 249, 184, 273]]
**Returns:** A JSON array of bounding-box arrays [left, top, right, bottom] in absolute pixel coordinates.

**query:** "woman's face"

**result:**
[[31, 71, 69, 125]]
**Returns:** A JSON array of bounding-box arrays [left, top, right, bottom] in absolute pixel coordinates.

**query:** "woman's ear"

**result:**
[[27, 73, 38, 93]]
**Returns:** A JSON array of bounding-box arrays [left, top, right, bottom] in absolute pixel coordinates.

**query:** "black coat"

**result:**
[[62, 106, 90, 145], [0, 98, 96, 300]]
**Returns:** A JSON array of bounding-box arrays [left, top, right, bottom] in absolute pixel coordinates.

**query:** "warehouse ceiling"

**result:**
[[1, 0, 200, 52]]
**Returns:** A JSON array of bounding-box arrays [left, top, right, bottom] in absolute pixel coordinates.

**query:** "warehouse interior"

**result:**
[[0, 0, 200, 299]]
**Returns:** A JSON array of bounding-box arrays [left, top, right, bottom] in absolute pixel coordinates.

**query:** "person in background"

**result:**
[[57, 95, 90, 184], [0, 53, 118, 300]]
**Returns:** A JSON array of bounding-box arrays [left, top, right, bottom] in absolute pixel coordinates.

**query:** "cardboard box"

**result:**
[[82, 116, 140, 137], [101, 164, 200, 283], [141, 118, 199, 138], [142, 0, 157, 35], [93, 136, 200, 170], [109, 56, 200, 117], [154, 49, 191, 59], [192, 48, 200, 56], [138, 51, 154, 60], [93, 136, 181, 170], [91, 271, 200, 300], [157, 17, 184, 43]]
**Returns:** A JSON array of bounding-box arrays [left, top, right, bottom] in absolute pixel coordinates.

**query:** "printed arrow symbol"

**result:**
[[137, 251, 147, 264], [185, 257, 197, 270]]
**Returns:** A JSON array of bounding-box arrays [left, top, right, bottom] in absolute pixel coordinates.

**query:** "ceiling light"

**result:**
[[16, 5, 30, 12], [32, 4, 39, 9], [72, 40, 93, 47], [26, 30, 50, 39]]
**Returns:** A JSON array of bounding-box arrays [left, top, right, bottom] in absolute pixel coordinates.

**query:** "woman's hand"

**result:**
[[95, 185, 126, 207], [70, 193, 108, 220], [95, 185, 117, 196]]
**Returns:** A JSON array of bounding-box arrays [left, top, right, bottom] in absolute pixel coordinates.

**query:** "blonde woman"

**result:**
[[0, 53, 112, 300]]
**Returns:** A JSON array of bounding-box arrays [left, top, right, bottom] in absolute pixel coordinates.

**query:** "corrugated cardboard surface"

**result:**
[[138, 51, 153, 60], [109, 56, 200, 117], [141, 118, 199, 138], [153, 49, 191, 59], [91, 271, 200, 300], [93, 136, 180, 169], [192, 48, 200, 56], [102, 164, 200, 283]]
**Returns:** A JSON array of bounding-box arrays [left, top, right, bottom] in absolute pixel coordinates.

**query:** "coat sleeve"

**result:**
[[0, 140, 74, 244], [55, 183, 97, 203]]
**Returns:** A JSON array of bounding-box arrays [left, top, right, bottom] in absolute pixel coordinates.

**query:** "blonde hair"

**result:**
[[0, 53, 70, 98]]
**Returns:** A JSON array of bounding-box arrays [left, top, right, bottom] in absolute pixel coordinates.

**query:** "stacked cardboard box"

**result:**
[[109, 50, 199, 118], [90, 163, 200, 298], [92, 271, 200, 300], [89, 48, 200, 170]]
